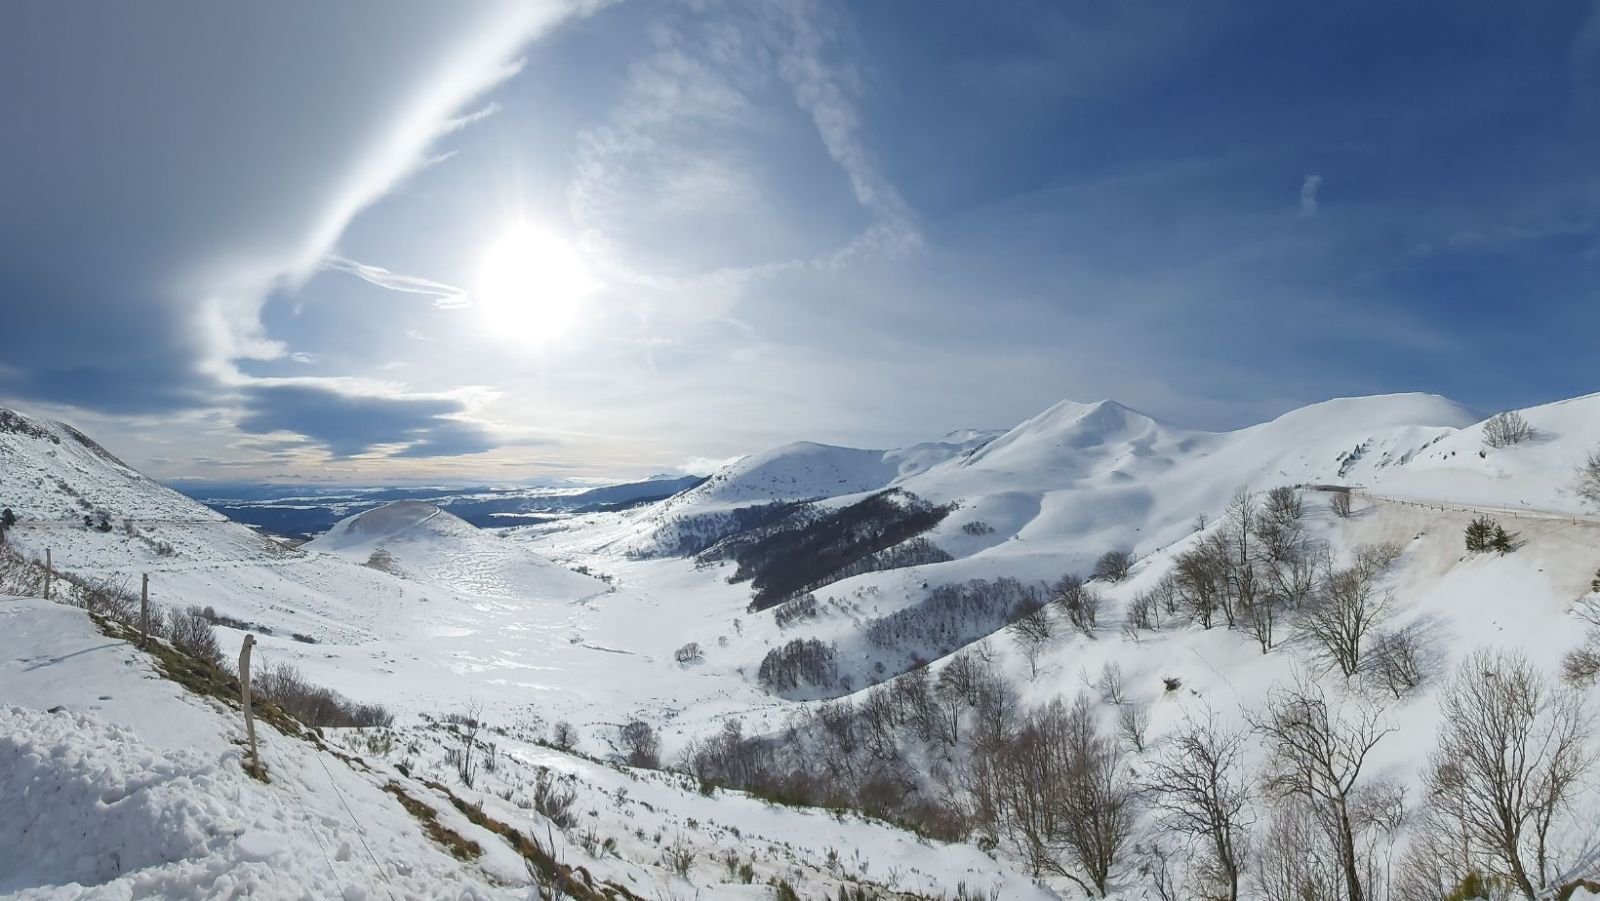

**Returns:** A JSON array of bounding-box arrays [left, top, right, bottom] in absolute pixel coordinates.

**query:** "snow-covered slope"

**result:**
[[3, 594, 1045, 899], [0, 594, 528, 899], [1371, 390, 1600, 512], [0, 409, 223, 524], [307, 500, 600, 602]]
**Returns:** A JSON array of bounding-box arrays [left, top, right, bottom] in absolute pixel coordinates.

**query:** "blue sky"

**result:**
[[2, 1, 1597, 482]]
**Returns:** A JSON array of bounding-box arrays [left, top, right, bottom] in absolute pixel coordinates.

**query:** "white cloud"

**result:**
[[567, 1, 920, 314], [323, 255, 469, 309], [1299, 174, 1323, 217]]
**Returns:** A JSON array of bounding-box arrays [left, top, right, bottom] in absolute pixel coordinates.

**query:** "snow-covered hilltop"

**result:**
[[308, 500, 602, 602]]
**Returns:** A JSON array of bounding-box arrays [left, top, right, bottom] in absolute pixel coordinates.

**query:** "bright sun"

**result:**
[[473, 222, 596, 339]]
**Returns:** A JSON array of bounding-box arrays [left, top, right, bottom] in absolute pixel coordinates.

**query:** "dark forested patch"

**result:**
[[729, 490, 954, 611], [863, 577, 1041, 658]]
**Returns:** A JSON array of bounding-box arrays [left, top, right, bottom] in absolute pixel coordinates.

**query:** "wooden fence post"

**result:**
[[239, 634, 261, 778], [139, 574, 149, 648], [44, 548, 51, 600]]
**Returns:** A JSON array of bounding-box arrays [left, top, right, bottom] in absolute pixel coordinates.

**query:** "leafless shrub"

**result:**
[[531, 769, 578, 829], [1353, 541, 1402, 576], [76, 576, 140, 626], [673, 641, 703, 664], [661, 835, 695, 878], [446, 699, 484, 788], [166, 605, 222, 666], [1365, 626, 1429, 699], [256, 660, 393, 727], [1423, 649, 1591, 899], [1561, 642, 1600, 686], [1483, 410, 1533, 448], [1140, 714, 1252, 901], [1137, 844, 1184, 901], [1092, 549, 1134, 583], [1330, 491, 1353, 518]]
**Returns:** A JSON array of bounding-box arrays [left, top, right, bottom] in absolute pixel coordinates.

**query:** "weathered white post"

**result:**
[[239, 634, 261, 778], [139, 574, 149, 648], [44, 548, 51, 600]]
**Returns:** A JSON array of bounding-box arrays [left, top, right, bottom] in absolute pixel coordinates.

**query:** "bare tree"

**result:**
[[1239, 591, 1283, 654], [1578, 445, 1600, 509], [1174, 535, 1229, 629], [1330, 491, 1353, 519], [1255, 797, 1344, 901], [1097, 661, 1126, 706], [1264, 486, 1304, 522], [1116, 702, 1150, 753], [1092, 549, 1135, 583], [1140, 714, 1253, 901], [1251, 677, 1392, 901], [971, 695, 1135, 895], [1483, 410, 1534, 448], [1221, 487, 1259, 630], [1008, 603, 1055, 679], [1299, 563, 1391, 678], [550, 720, 579, 752], [620, 720, 660, 768], [1423, 649, 1591, 899], [1050, 574, 1102, 636], [1364, 626, 1429, 699], [1126, 587, 1160, 634]]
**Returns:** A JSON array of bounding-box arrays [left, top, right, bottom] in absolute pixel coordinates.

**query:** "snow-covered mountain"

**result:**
[[654, 428, 1003, 519], [901, 393, 1481, 576], [9, 391, 1600, 899]]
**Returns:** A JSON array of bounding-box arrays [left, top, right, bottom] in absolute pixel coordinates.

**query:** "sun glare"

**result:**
[[473, 222, 596, 340]]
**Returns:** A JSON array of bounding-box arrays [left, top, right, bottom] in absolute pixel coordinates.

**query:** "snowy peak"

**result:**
[[961, 398, 1173, 471], [663, 441, 900, 514], [655, 430, 999, 519]]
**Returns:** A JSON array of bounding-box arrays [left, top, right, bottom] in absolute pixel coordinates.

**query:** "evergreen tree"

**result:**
[[1465, 516, 1495, 553]]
